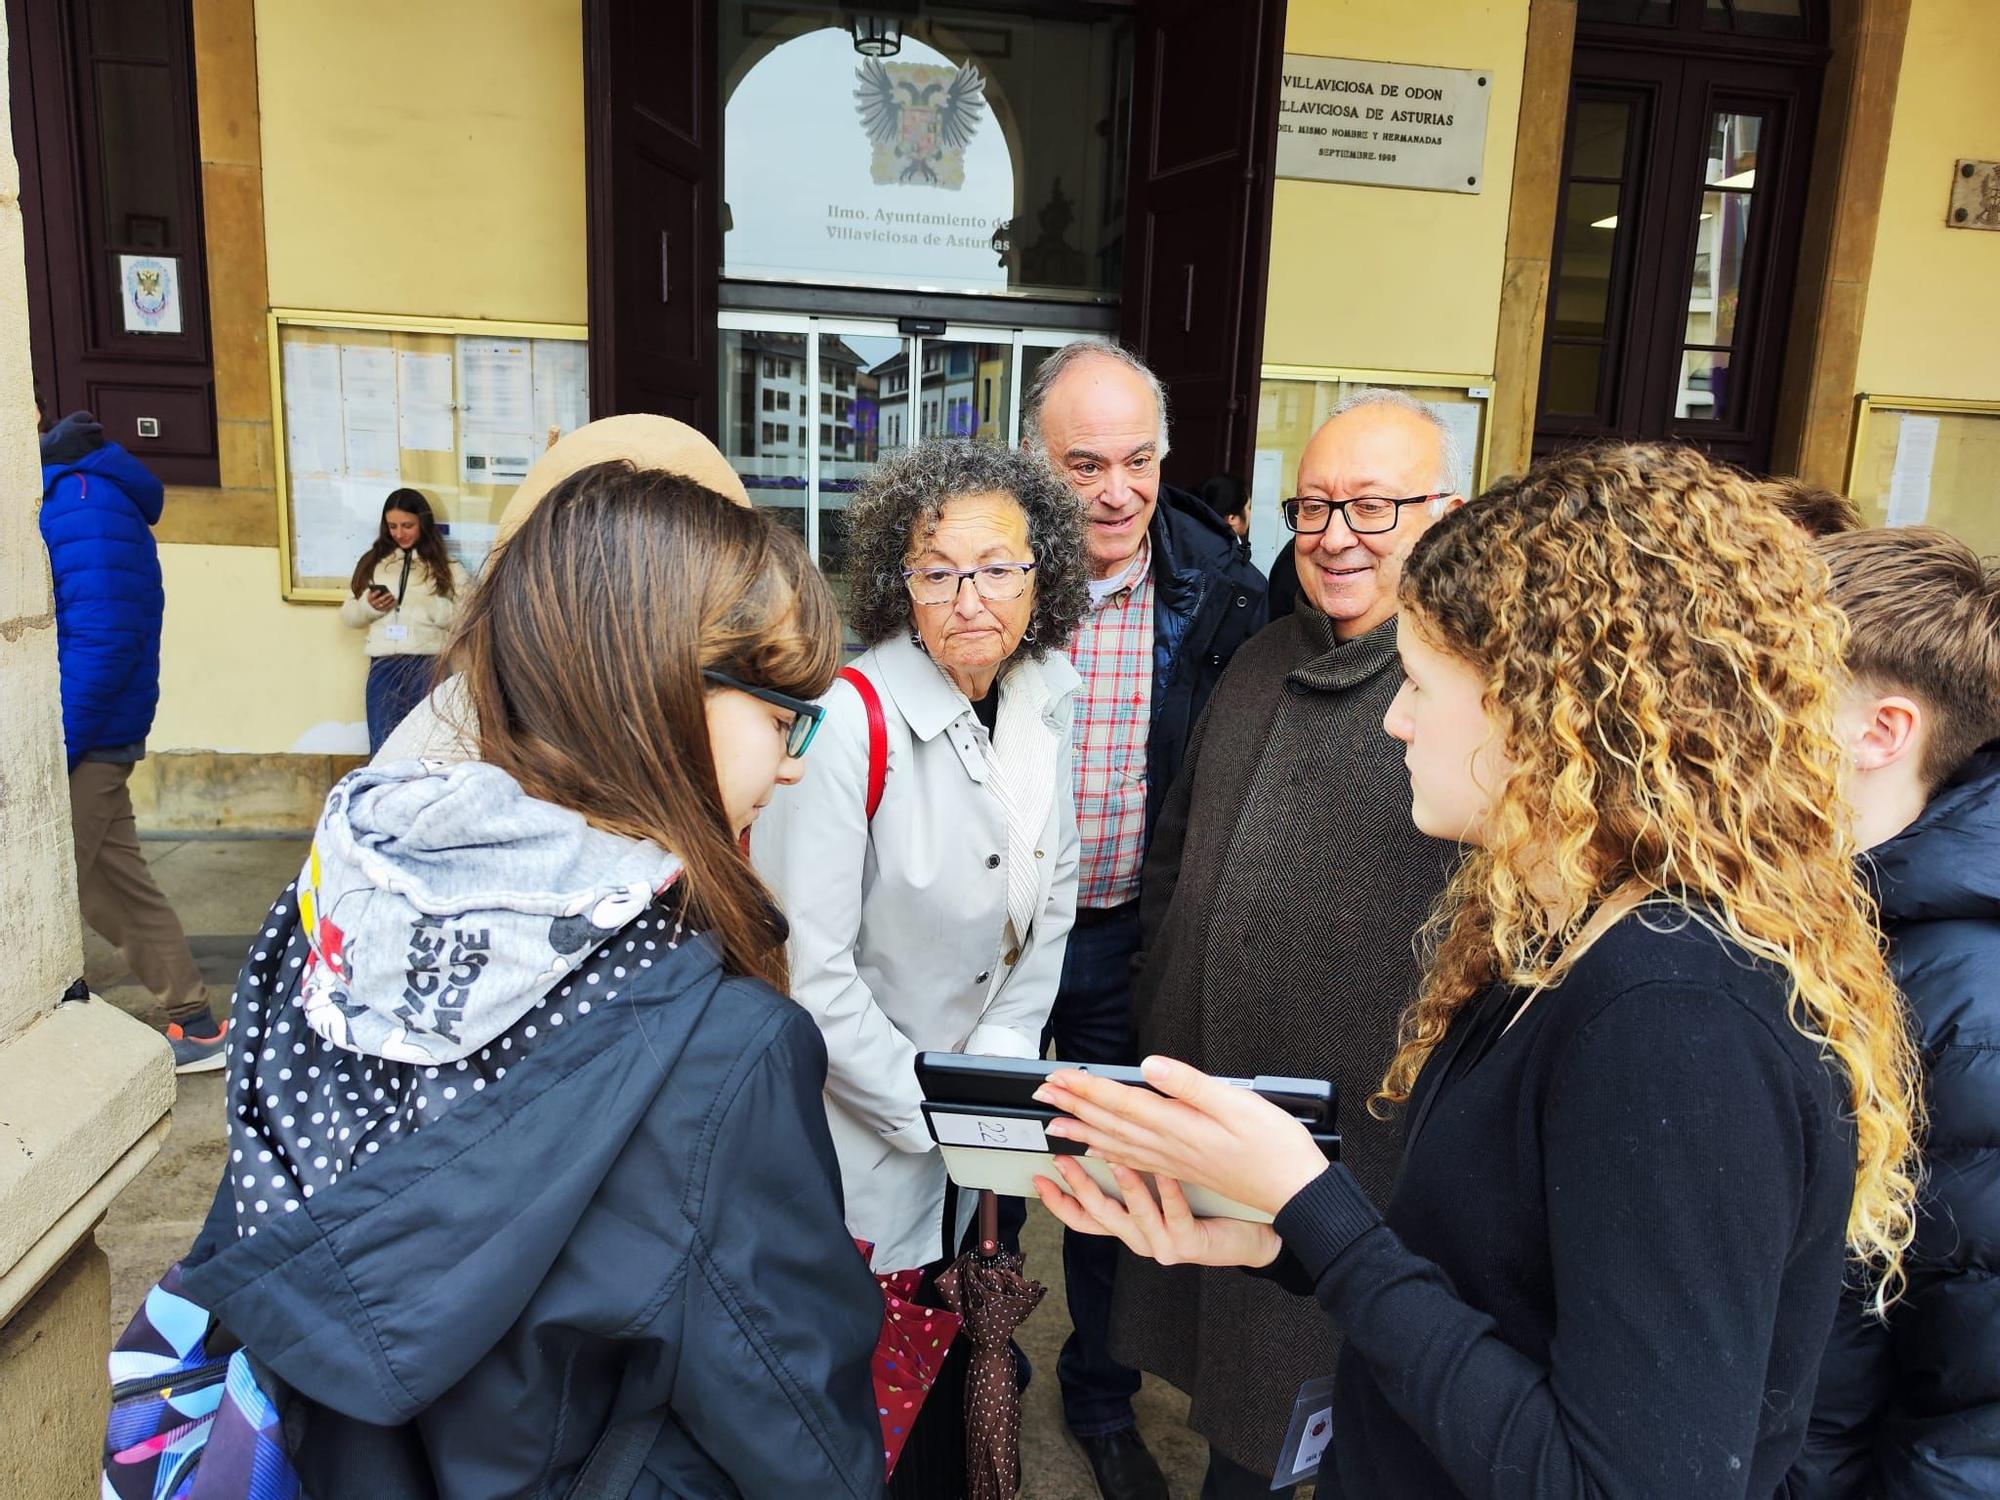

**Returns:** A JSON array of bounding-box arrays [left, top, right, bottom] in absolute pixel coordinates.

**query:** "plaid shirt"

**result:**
[[1069, 543, 1155, 908]]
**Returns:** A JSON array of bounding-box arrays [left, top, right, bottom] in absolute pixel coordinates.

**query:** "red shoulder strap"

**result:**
[[837, 666, 888, 821]]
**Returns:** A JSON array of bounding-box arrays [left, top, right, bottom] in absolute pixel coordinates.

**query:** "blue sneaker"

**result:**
[[166, 1017, 229, 1074]]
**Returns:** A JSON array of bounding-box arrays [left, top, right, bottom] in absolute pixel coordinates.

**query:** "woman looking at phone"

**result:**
[[1031, 444, 1921, 1499], [342, 488, 466, 753]]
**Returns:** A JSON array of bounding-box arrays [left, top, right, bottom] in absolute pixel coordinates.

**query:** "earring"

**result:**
[[910, 625, 925, 652], [1021, 625, 1039, 648]]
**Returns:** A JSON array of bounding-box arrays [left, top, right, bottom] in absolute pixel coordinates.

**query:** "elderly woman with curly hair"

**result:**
[[754, 439, 1090, 1277]]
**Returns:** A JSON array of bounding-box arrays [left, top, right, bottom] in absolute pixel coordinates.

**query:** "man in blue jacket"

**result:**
[[39, 409, 222, 1071], [1789, 524, 2000, 1497], [1021, 341, 1268, 1500]]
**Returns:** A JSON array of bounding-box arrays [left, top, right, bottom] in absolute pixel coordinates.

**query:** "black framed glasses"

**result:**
[[701, 669, 825, 759], [901, 560, 1037, 606], [1280, 494, 1448, 535]]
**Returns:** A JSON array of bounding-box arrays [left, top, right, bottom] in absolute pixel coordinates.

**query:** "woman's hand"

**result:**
[[1033, 1055, 1328, 1218], [364, 585, 395, 613], [1032, 1157, 1282, 1269]]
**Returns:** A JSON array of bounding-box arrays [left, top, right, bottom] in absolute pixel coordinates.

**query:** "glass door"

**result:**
[[720, 312, 1085, 624]]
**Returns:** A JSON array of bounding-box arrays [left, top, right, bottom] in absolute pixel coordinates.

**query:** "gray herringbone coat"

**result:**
[[1111, 609, 1460, 1476]]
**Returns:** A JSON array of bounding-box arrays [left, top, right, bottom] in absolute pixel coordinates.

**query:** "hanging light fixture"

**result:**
[[849, 15, 903, 57]]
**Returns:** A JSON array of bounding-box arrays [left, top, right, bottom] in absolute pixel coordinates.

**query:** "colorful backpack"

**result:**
[[101, 1261, 300, 1500]]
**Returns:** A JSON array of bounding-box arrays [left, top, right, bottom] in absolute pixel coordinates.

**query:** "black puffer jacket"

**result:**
[[1790, 743, 2000, 1498], [1144, 485, 1267, 832]]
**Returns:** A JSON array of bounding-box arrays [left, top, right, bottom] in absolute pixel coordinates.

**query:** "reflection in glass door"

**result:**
[[719, 313, 1082, 625]]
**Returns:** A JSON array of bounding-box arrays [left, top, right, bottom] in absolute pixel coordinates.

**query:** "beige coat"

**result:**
[[752, 632, 1081, 1272], [339, 552, 467, 658]]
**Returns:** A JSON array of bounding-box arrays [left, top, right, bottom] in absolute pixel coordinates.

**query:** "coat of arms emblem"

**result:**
[[854, 58, 987, 189]]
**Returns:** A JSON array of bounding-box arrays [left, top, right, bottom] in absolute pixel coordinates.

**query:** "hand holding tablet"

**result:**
[[915, 1052, 1338, 1226]]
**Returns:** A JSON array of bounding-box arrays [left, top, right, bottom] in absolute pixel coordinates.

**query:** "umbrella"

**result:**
[[934, 1190, 1047, 1500], [855, 1239, 963, 1481]]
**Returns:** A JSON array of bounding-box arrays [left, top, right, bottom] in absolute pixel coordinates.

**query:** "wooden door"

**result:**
[[584, 0, 720, 428], [1120, 0, 1287, 489]]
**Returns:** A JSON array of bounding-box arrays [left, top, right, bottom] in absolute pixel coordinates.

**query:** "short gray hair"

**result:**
[[1327, 387, 1465, 497], [1021, 339, 1171, 459]]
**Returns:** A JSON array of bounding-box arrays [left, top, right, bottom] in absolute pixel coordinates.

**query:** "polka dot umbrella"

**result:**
[[934, 1191, 1048, 1500]]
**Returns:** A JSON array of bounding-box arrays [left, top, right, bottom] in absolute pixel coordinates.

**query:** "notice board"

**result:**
[[1846, 396, 2000, 556], [1249, 365, 1493, 580], [269, 310, 589, 601]]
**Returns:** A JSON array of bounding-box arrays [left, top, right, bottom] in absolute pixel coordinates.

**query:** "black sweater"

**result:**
[[1270, 906, 1857, 1498]]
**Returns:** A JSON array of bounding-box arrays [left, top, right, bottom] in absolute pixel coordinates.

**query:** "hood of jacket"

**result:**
[[42, 441, 165, 527], [297, 760, 680, 1064], [1869, 743, 2000, 930]]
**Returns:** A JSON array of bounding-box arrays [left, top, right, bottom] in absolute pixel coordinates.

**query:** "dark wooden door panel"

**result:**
[[585, 0, 719, 429], [1121, 0, 1285, 489], [9, 0, 217, 483]]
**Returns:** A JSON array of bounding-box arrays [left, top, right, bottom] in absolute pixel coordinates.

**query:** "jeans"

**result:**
[[365, 654, 436, 755], [1049, 901, 1147, 1437]]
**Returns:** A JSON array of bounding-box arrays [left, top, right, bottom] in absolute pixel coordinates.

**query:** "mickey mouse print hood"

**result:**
[[298, 760, 681, 1065]]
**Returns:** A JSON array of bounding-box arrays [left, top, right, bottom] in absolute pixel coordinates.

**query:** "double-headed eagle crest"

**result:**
[[854, 57, 987, 188]]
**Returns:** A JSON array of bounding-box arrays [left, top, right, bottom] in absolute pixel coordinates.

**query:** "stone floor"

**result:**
[[88, 834, 1255, 1499]]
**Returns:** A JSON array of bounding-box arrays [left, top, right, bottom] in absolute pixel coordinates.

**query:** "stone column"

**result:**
[[0, 11, 178, 1497]]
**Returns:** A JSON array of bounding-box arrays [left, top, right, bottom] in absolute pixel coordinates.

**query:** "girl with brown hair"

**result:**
[[1028, 443, 1921, 1499], [176, 462, 886, 1498], [342, 488, 467, 753]]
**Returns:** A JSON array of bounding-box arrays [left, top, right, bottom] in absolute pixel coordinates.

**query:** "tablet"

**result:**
[[914, 1053, 1339, 1224]]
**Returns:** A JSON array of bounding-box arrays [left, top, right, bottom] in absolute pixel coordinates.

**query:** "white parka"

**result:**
[[339, 550, 467, 658], [752, 632, 1081, 1272]]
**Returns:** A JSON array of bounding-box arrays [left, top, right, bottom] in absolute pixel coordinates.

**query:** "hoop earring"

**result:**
[[910, 626, 925, 653], [1021, 625, 1039, 648]]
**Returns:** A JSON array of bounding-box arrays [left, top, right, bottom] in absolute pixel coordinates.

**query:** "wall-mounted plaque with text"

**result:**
[[1275, 54, 1492, 195]]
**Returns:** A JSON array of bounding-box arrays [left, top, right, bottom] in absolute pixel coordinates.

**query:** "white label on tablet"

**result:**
[[929, 1112, 1049, 1152]]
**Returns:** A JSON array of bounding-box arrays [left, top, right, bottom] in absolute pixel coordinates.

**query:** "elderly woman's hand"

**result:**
[[1031, 1055, 1329, 1218], [1031, 1157, 1282, 1270]]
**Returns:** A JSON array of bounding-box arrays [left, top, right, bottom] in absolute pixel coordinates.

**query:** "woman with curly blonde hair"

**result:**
[[1027, 442, 1921, 1499]]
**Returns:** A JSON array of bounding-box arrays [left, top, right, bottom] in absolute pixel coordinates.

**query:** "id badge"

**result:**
[[382, 623, 410, 642], [1270, 1375, 1337, 1487]]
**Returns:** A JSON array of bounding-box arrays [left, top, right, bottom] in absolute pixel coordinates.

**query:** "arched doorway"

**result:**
[[1534, 0, 1826, 473]]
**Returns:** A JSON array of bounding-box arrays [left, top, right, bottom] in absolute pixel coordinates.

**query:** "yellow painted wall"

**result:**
[[255, 0, 586, 323], [167, 2, 582, 756], [1855, 0, 2000, 401], [1261, 0, 1529, 376], [154, 546, 371, 755]]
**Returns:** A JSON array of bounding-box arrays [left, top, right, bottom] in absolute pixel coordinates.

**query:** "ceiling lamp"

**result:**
[[849, 15, 903, 57]]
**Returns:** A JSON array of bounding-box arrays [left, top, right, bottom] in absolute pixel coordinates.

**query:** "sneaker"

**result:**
[[166, 1018, 229, 1074]]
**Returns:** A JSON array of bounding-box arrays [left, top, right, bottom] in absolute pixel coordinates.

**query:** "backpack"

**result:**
[[102, 1261, 299, 1500], [108, 1267, 667, 1500]]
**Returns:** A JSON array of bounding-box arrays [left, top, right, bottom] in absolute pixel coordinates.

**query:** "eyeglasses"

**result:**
[[1280, 494, 1448, 535], [701, 669, 825, 759], [901, 561, 1037, 606]]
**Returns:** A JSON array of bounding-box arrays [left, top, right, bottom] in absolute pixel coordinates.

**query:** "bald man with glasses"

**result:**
[[1109, 389, 1467, 1499]]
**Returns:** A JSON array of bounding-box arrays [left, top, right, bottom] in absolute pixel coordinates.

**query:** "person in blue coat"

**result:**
[[178, 463, 885, 1499], [39, 409, 223, 1071], [1790, 524, 2000, 1498]]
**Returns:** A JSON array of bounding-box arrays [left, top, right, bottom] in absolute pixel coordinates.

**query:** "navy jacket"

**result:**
[[1790, 744, 2000, 1498], [39, 442, 166, 767], [1144, 485, 1268, 834], [179, 909, 886, 1500]]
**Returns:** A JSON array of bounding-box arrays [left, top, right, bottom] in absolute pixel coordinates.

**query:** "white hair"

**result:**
[[1326, 387, 1464, 498], [1021, 339, 1171, 459]]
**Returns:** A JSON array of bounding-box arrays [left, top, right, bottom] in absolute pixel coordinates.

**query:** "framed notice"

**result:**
[[1276, 53, 1493, 194], [1251, 365, 1494, 579], [1845, 395, 2000, 554], [269, 310, 588, 601]]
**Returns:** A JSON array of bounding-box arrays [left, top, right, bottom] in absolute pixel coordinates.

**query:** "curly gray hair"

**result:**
[[846, 440, 1090, 657]]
